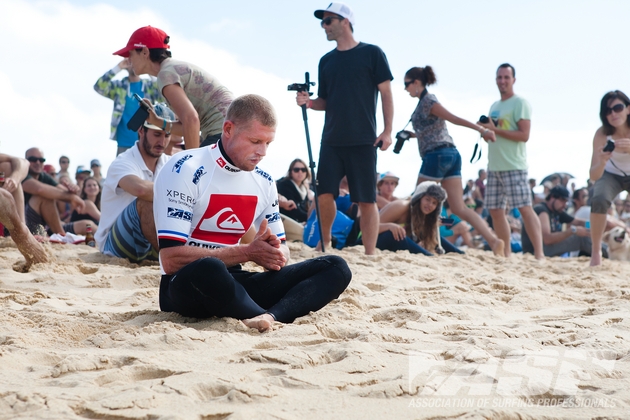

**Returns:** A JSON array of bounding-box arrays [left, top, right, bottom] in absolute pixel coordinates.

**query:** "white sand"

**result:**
[[1, 239, 629, 419]]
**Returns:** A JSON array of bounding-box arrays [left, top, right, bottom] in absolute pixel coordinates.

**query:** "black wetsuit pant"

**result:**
[[159, 255, 352, 323]]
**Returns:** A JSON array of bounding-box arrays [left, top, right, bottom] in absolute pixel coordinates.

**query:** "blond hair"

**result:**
[[226, 94, 277, 129]]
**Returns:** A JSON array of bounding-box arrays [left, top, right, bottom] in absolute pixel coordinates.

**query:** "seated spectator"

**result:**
[[621, 199, 630, 225], [463, 179, 475, 199], [95, 103, 174, 263], [276, 158, 312, 223], [374, 181, 463, 255], [613, 197, 624, 219], [0, 153, 29, 222], [521, 185, 603, 257], [440, 199, 474, 249], [57, 155, 70, 182], [376, 171, 400, 210], [21, 148, 90, 236], [90, 159, 105, 186], [43, 164, 57, 178], [0, 188, 48, 266], [70, 177, 101, 225], [75, 166, 91, 189]]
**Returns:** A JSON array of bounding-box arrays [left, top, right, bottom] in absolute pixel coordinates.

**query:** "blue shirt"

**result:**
[[116, 82, 143, 148]]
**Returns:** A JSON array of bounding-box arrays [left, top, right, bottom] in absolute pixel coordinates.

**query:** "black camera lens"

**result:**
[[479, 115, 489, 124]]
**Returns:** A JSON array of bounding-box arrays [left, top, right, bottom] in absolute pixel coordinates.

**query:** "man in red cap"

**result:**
[[113, 26, 234, 150]]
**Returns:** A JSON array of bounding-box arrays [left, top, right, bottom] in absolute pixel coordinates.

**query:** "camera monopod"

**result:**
[[287, 72, 326, 252]]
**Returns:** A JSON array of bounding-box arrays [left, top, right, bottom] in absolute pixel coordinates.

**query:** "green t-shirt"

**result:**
[[157, 58, 234, 140], [487, 95, 531, 171]]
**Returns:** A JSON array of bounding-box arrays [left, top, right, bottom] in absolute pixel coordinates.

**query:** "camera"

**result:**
[[603, 138, 615, 153], [126, 93, 150, 132], [288, 72, 315, 93], [479, 115, 499, 126], [393, 130, 411, 154]]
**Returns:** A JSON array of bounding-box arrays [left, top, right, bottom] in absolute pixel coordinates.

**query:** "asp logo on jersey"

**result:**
[[191, 194, 258, 245]]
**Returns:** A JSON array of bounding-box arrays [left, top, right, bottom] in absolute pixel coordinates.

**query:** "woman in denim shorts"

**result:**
[[402, 66, 505, 256]]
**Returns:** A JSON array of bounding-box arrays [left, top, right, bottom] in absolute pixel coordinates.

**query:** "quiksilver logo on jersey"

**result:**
[[172, 154, 193, 173], [191, 194, 258, 245]]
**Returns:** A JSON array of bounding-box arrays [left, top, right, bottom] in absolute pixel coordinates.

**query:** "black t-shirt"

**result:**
[[521, 202, 574, 253], [22, 172, 58, 204], [318, 42, 393, 146]]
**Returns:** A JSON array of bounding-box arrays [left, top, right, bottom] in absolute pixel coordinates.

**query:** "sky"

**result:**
[[2, 0, 629, 197]]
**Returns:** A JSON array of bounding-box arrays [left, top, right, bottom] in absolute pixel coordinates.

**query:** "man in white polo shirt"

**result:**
[[96, 103, 174, 262]]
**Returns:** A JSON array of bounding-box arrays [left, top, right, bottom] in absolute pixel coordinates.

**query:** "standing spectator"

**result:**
[[588, 90, 630, 266], [401, 65, 504, 256], [57, 156, 70, 181], [478, 63, 544, 260], [295, 3, 394, 254], [474, 169, 487, 200], [90, 159, 105, 186], [95, 103, 173, 263], [114, 26, 234, 149], [94, 58, 161, 156], [276, 158, 312, 224]]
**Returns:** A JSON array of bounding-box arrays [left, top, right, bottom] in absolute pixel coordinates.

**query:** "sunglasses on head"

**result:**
[[27, 156, 46, 163], [320, 16, 344, 27], [292, 167, 308, 173], [606, 103, 627, 115], [404, 80, 415, 88]]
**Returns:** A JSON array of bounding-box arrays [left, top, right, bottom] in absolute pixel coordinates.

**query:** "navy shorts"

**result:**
[[419, 146, 462, 180], [317, 144, 377, 203]]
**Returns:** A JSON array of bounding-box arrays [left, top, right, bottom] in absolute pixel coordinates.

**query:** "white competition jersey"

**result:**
[[153, 143, 285, 271]]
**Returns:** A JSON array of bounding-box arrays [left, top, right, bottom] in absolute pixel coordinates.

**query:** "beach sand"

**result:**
[[1, 239, 629, 419]]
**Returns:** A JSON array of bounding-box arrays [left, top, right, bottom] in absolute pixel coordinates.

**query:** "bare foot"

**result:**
[[315, 240, 332, 252], [590, 253, 602, 267], [491, 238, 505, 257], [242, 313, 275, 332]]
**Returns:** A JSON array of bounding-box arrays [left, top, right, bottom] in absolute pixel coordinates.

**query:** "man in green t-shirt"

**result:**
[[479, 63, 544, 260]]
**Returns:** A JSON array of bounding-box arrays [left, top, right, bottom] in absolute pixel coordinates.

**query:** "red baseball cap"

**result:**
[[113, 26, 170, 57]]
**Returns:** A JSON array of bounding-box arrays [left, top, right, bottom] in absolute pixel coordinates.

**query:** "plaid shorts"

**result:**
[[485, 170, 532, 210]]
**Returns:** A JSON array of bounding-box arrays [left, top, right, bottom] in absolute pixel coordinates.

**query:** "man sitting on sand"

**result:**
[[521, 185, 606, 258], [95, 103, 174, 263], [0, 154, 48, 266], [21, 148, 89, 236], [154, 94, 352, 332]]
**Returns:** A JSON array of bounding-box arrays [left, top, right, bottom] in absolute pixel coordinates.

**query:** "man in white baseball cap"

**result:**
[[295, 3, 394, 255]]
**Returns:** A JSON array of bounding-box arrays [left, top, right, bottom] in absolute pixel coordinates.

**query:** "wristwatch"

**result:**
[[570, 226, 577, 234]]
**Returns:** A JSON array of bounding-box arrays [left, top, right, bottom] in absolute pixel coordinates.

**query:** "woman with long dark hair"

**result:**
[[403, 66, 504, 256], [589, 90, 630, 266], [376, 181, 462, 255], [70, 177, 101, 226]]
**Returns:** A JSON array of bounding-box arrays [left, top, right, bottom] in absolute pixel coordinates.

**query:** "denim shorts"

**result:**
[[419, 146, 462, 180]]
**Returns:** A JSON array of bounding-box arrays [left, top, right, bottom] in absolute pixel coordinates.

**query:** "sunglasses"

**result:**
[[606, 103, 627, 115], [59, 160, 69, 164], [320, 16, 344, 27], [292, 167, 308, 173], [27, 156, 46, 163], [404, 80, 415, 88]]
